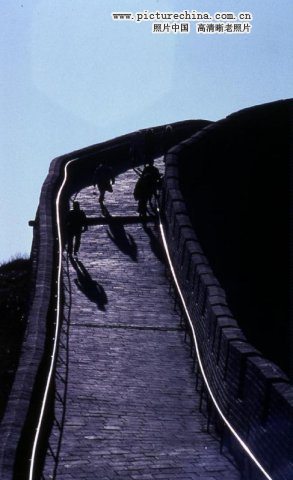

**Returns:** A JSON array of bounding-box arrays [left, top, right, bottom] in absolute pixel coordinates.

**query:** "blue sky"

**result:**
[[0, 0, 292, 262]]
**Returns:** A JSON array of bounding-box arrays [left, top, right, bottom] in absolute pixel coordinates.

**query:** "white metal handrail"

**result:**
[[157, 208, 272, 480], [29, 158, 79, 480]]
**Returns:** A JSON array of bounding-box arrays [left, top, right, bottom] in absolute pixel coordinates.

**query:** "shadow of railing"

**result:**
[[40, 252, 72, 480]]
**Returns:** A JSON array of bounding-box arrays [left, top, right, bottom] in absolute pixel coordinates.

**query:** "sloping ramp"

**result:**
[[42, 162, 240, 479]]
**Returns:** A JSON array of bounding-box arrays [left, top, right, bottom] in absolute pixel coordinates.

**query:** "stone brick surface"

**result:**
[[42, 162, 240, 479]]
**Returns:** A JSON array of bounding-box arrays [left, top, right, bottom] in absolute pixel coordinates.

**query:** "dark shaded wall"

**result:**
[[162, 100, 293, 479], [178, 100, 292, 376]]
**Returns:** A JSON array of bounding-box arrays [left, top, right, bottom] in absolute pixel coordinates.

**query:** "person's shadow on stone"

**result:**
[[107, 222, 138, 261], [100, 203, 110, 217], [142, 223, 165, 264], [70, 257, 108, 311], [101, 208, 137, 261]]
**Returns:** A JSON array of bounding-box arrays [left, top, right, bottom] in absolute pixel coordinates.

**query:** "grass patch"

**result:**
[[0, 253, 31, 420]]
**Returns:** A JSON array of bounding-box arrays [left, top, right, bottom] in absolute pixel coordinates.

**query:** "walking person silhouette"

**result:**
[[133, 160, 162, 217], [133, 173, 152, 218], [141, 160, 162, 196], [93, 162, 115, 204], [66, 201, 88, 256]]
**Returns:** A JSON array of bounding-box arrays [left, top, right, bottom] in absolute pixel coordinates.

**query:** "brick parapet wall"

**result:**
[[162, 122, 293, 479]]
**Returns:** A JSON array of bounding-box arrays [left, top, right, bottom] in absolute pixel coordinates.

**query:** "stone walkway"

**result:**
[[42, 161, 241, 479]]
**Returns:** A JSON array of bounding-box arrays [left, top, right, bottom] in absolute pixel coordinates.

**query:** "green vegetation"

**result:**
[[0, 254, 31, 420]]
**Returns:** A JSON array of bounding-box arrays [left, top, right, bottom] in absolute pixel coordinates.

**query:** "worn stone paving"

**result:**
[[42, 160, 241, 479]]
